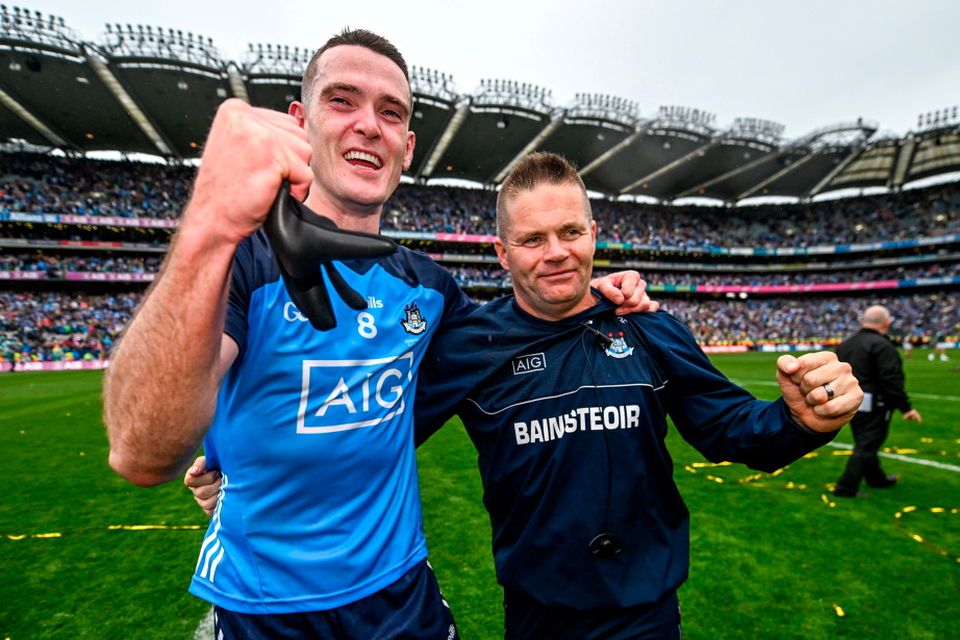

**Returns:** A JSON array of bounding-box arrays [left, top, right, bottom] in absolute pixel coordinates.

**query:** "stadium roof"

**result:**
[[2, 6, 959, 203]]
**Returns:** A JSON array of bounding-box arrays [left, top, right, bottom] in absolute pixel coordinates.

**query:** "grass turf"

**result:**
[[1, 351, 957, 638]]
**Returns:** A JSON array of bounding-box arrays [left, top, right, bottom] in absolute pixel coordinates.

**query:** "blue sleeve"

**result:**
[[640, 313, 836, 472]]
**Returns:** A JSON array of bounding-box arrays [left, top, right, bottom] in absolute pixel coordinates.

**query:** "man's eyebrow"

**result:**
[[319, 82, 362, 99], [381, 93, 411, 114], [318, 83, 410, 114]]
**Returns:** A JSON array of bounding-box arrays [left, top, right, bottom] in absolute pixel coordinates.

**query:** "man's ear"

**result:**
[[402, 131, 416, 171], [289, 101, 306, 128], [494, 238, 510, 271]]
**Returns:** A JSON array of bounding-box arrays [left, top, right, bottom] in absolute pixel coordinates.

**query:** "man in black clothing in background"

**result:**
[[834, 305, 922, 497]]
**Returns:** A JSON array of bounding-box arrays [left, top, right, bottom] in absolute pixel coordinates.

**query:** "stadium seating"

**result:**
[[1, 152, 957, 362]]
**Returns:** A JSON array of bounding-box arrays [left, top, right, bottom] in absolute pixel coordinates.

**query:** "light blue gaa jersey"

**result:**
[[189, 229, 473, 614]]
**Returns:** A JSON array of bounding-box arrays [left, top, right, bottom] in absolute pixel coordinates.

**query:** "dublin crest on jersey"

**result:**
[[605, 331, 634, 359], [401, 302, 427, 334]]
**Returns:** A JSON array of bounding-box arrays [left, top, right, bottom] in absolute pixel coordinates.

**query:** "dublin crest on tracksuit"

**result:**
[[605, 332, 634, 359]]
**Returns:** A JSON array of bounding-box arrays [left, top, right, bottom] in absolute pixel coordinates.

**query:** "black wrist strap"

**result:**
[[263, 181, 398, 330]]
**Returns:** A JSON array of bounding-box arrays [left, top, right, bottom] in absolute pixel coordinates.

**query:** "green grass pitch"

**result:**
[[1, 351, 957, 639]]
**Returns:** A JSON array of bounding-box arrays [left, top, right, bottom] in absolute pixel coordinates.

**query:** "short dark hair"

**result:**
[[496, 152, 591, 239], [301, 28, 410, 104]]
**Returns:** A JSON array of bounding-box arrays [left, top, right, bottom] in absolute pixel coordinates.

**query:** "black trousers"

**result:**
[[503, 588, 680, 640], [835, 408, 892, 494]]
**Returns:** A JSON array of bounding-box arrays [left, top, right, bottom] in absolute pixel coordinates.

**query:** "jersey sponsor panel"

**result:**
[[514, 404, 643, 445], [298, 351, 415, 433]]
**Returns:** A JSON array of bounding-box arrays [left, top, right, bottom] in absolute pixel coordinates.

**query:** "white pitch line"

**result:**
[[827, 442, 960, 472], [193, 606, 215, 640], [911, 392, 960, 402]]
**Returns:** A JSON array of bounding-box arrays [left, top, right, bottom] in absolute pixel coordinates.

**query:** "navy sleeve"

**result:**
[[639, 313, 836, 472], [222, 232, 266, 354], [408, 264, 479, 446]]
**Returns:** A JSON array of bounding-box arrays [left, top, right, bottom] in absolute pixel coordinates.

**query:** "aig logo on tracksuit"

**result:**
[[512, 352, 546, 375]]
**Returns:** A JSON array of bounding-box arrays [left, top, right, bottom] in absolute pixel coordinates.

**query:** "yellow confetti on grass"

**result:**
[[3, 525, 202, 540], [833, 604, 845, 617], [894, 505, 959, 562], [108, 525, 202, 531]]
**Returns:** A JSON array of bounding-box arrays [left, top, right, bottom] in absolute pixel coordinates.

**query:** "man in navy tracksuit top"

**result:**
[[412, 152, 864, 639]]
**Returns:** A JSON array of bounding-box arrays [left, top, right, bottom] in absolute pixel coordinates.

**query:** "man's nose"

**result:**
[[543, 235, 569, 261], [353, 105, 382, 138]]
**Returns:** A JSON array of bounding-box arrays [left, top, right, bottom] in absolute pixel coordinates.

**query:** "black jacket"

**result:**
[[836, 327, 912, 413]]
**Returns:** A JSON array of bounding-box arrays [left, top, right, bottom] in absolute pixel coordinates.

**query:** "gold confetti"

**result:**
[[3, 524, 202, 540], [108, 525, 202, 531]]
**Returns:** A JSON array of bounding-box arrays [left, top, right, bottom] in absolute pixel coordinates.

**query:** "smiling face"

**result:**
[[495, 181, 598, 321], [290, 44, 415, 226]]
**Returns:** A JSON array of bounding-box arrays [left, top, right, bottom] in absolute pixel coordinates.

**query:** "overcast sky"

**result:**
[[29, 0, 960, 139]]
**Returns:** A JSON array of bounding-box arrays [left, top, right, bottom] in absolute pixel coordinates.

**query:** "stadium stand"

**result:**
[[0, 7, 957, 369]]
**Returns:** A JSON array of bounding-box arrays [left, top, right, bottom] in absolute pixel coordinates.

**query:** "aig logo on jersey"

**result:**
[[513, 352, 546, 375], [297, 352, 414, 433]]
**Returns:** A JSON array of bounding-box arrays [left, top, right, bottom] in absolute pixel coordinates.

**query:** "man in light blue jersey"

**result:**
[[104, 29, 651, 640]]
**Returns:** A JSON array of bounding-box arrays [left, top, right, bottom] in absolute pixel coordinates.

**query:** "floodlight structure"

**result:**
[[651, 105, 717, 138], [916, 106, 960, 133], [410, 65, 457, 103], [474, 78, 553, 112], [101, 23, 223, 69], [242, 43, 312, 77], [0, 5, 77, 53], [725, 117, 785, 147], [568, 93, 640, 128]]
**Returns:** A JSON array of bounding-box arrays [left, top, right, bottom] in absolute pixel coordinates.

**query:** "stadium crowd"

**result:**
[[0, 153, 193, 219], [0, 291, 139, 363], [2, 289, 956, 363], [3, 153, 958, 247], [4, 252, 956, 289], [0, 252, 161, 273], [2, 153, 957, 363], [662, 293, 958, 346]]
